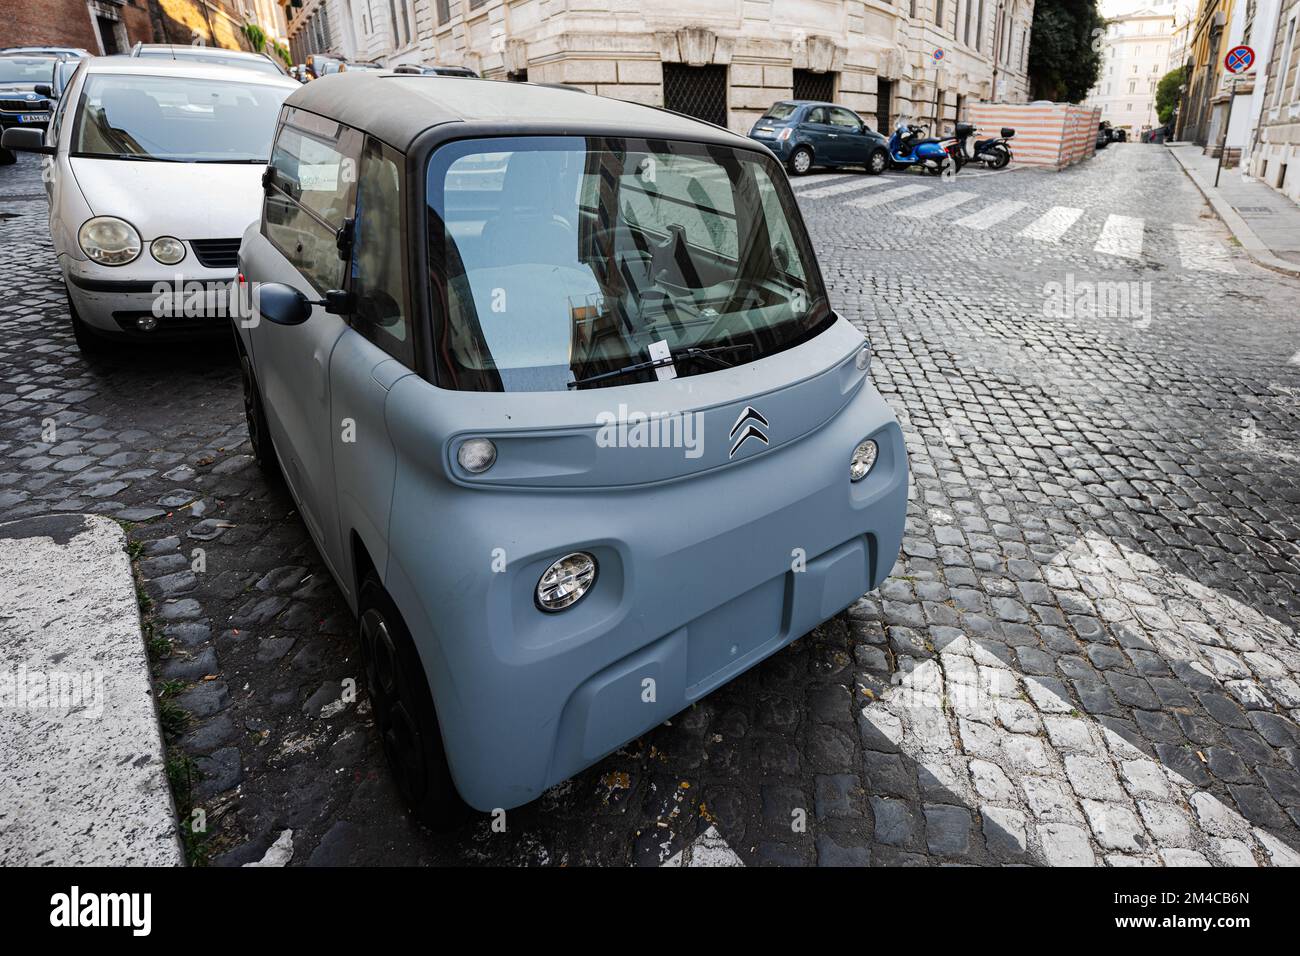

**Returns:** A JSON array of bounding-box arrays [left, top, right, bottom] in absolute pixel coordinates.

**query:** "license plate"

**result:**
[[19, 113, 50, 123]]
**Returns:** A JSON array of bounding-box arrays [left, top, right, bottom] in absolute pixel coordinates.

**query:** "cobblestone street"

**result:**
[[3, 143, 1300, 866]]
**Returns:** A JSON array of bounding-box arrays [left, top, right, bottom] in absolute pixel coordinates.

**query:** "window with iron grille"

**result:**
[[662, 63, 728, 127], [792, 69, 835, 103]]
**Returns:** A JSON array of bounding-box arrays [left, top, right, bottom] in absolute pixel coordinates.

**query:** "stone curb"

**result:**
[[0, 513, 183, 865], [1166, 144, 1300, 279]]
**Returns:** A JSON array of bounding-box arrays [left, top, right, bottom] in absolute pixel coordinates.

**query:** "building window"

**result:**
[[662, 63, 728, 128], [437, 0, 451, 24], [793, 69, 835, 103], [963, 0, 974, 46], [975, 0, 984, 51], [936, 0, 945, 29]]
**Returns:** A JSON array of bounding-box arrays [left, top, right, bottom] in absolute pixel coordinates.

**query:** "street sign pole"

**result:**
[[1214, 78, 1235, 188], [1217, 45, 1255, 187]]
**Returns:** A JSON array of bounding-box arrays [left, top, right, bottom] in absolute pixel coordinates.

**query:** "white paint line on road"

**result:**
[[661, 826, 745, 867], [1172, 223, 1237, 274], [1019, 206, 1085, 243], [1094, 214, 1145, 259], [845, 183, 931, 210], [798, 177, 891, 200], [1290, 350, 1300, 366], [895, 190, 978, 218], [953, 199, 1028, 230], [792, 173, 852, 187]]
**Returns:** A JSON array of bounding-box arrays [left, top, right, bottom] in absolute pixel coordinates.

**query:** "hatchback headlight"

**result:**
[[456, 437, 497, 474], [536, 552, 597, 612], [150, 236, 186, 265], [78, 216, 141, 266], [850, 439, 878, 482]]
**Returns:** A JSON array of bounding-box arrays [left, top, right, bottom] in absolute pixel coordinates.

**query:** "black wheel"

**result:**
[[239, 351, 282, 479], [358, 574, 467, 829], [66, 283, 112, 355], [865, 148, 888, 175], [924, 163, 946, 176], [0, 148, 16, 167], [787, 146, 814, 176], [990, 146, 1011, 170]]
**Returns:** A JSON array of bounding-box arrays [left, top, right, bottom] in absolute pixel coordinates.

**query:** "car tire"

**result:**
[[66, 284, 113, 355], [0, 148, 16, 167], [865, 149, 888, 175], [239, 351, 282, 480], [787, 146, 814, 176], [358, 573, 468, 829]]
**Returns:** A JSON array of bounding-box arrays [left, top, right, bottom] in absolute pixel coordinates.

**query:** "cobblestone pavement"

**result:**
[[3, 144, 1300, 866]]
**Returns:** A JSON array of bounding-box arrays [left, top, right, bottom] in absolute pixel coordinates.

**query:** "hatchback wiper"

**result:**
[[567, 343, 754, 389], [74, 152, 182, 162]]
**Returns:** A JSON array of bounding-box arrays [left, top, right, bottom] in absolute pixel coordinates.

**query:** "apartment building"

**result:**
[[280, 2, 1034, 136], [1251, 0, 1300, 199], [1084, 5, 1179, 133]]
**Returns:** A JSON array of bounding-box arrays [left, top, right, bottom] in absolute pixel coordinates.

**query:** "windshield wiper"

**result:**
[[74, 152, 181, 162], [567, 343, 754, 389]]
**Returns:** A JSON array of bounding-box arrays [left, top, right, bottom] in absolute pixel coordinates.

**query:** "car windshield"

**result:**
[[136, 49, 284, 75], [72, 73, 291, 162], [761, 103, 798, 121], [427, 136, 832, 392], [0, 56, 55, 84]]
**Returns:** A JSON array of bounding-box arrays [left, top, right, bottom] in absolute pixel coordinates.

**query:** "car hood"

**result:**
[[0, 84, 43, 96], [69, 157, 266, 240]]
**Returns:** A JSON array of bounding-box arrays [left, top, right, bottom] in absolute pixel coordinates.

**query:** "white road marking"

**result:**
[[791, 172, 853, 187], [797, 177, 891, 200], [1094, 214, 1145, 258], [953, 199, 1027, 230], [1292, 351, 1300, 366], [895, 190, 978, 218], [1019, 206, 1085, 243], [661, 826, 745, 867], [1172, 223, 1237, 274], [846, 183, 931, 210]]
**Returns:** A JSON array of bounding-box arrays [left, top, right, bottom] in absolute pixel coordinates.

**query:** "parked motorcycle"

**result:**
[[946, 122, 1015, 171], [887, 120, 953, 175]]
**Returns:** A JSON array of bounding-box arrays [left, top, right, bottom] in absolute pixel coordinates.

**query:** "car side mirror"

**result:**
[[35, 83, 53, 97], [256, 283, 313, 326], [1, 127, 54, 155]]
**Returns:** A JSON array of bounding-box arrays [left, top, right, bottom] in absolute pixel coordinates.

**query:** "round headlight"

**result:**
[[456, 437, 497, 474], [850, 439, 878, 482], [536, 552, 597, 612], [78, 216, 141, 266], [150, 236, 186, 265], [856, 344, 871, 370]]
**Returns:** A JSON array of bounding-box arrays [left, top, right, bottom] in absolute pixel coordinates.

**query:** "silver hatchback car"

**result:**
[[236, 73, 909, 823]]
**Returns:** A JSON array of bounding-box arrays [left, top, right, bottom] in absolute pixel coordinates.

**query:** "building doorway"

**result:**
[[793, 69, 835, 103], [876, 78, 893, 134], [662, 63, 728, 128], [96, 15, 122, 55]]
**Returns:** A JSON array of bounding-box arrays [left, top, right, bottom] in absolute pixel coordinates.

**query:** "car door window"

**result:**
[[805, 107, 827, 125], [263, 108, 361, 293], [350, 136, 413, 366], [828, 108, 861, 131]]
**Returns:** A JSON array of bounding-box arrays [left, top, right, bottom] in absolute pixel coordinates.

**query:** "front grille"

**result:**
[[0, 98, 50, 111], [189, 238, 241, 269]]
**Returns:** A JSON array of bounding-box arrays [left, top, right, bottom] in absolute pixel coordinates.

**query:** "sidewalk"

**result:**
[[0, 514, 183, 865], [1167, 142, 1300, 276]]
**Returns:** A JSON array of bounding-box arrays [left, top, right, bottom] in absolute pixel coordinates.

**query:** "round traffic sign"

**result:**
[[933, 48, 945, 61], [1225, 45, 1255, 74]]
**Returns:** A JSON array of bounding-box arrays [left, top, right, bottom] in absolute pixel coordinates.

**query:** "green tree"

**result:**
[[1028, 0, 1106, 102], [1155, 65, 1187, 124]]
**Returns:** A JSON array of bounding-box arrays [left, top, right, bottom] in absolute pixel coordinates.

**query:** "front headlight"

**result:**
[[150, 236, 186, 265], [78, 216, 141, 266], [536, 552, 597, 612], [850, 439, 878, 482]]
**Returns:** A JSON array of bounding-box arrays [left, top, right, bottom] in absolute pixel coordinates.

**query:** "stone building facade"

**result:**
[[1251, 0, 1300, 201], [1083, 4, 1180, 135], [281, 1, 1033, 136]]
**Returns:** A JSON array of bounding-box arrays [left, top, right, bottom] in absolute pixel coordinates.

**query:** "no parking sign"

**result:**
[[1224, 45, 1255, 74]]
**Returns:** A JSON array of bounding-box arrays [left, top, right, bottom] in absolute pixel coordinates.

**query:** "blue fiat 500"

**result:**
[[236, 74, 909, 822], [749, 100, 891, 176]]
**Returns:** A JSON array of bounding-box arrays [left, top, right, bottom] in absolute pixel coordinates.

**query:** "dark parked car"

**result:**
[[748, 100, 890, 175], [393, 63, 479, 77], [0, 52, 66, 165], [1096, 122, 1112, 150]]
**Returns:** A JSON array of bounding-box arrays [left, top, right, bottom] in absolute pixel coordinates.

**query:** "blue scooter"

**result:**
[[887, 121, 953, 176]]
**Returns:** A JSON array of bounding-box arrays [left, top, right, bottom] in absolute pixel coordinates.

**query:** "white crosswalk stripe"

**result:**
[[895, 190, 978, 218], [1019, 206, 1085, 243], [797, 177, 891, 200], [846, 184, 931, 210], [1172, 223, 1237, 274], [953, 199, 1027, 230], [791, 173, 853, 187], [1094, 214, 1145, 258]]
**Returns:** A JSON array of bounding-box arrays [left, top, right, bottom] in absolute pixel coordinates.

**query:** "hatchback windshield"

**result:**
[[72, 73, 290, 162], [427, 136, 831, 392], [0, 56, 55, 84]]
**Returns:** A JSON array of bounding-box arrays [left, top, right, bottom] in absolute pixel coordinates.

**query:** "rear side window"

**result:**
[[806, 107, 827, 124], [762, 103, 798, 121], [263, 109, 361, 293]]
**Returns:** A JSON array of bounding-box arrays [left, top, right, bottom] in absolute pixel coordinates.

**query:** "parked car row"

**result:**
[[1, 59, 909, 826]]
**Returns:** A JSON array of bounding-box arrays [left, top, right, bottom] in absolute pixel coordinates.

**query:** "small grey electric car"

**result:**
[[236, 74, 909, 822]]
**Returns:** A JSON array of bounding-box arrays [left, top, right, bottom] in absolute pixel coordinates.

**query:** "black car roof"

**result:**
[[286, 73, 754, 153]]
